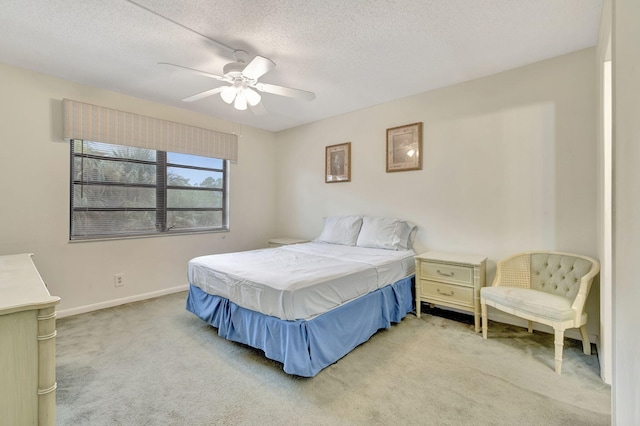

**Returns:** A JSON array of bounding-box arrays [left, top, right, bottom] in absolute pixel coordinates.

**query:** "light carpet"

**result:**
[[56, 292, 611, 425]]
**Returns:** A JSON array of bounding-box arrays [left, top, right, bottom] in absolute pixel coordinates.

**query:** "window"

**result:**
[[70, 139, 228, 240]]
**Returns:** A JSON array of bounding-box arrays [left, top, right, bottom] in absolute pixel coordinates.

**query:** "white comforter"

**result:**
[[188, 242, 415, 320]]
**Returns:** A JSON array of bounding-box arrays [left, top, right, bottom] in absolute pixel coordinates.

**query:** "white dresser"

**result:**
[[415, 251, 486, 333], [0, 253, 60, 426]]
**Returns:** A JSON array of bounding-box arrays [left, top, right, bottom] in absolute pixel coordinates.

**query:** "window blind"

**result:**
[[62, 99, 238, 162], [70, 139, 229, 239]]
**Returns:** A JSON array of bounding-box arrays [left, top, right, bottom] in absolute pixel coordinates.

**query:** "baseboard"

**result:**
[[57, 285, 189, 319]]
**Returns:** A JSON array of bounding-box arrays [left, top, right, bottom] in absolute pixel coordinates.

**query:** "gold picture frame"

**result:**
[[386, 122, 423, 172], [325, 142, 351, 183]]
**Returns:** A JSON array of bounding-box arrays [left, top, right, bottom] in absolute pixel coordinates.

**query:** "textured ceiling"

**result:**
[[0, 0, 603, 132]]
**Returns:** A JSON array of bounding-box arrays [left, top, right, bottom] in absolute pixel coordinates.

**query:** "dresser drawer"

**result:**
[[418, 261, 473, 287], [418, 280, 474, 306]]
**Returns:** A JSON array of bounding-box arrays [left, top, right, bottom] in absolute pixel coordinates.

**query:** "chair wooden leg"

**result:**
[[481, 302, 488, 339], [554, 329, 564, 374], [579, 325, 591, 355], [527, 321, 533, 333]]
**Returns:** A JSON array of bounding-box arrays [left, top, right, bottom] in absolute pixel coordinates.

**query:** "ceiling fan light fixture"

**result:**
[[245, 88, 261, 106], [234, 91, 248, 110], [220, 86, 237, 104]]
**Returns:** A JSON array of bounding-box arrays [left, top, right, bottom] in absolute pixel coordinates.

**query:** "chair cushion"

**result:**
[[481, 287, 574, 322], [530, 253, 592, 300]]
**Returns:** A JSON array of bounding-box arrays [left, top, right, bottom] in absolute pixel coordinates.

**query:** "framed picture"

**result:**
[[386, 122, 423, 172], [325, 142, 351, 183]]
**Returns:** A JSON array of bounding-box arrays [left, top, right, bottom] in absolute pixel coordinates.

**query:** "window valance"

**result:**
[[62, 99, 238, 162]]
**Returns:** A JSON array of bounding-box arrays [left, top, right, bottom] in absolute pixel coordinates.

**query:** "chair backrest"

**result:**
[[497, 253, 531, 288], [530, 253, 595, 301]]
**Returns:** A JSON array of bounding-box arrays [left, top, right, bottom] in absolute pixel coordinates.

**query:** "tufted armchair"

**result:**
[[480, 251, 600, 374]]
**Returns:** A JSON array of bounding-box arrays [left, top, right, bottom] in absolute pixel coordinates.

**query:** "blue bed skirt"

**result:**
[[186, 275, 414, 377]]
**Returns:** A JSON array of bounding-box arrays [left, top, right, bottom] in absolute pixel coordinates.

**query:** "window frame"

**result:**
[[70, 139, 229, 241]]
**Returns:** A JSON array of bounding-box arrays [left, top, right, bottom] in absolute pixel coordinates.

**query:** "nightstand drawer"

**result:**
[[419, 261, 473, 287], [418, 280, 474, 306]]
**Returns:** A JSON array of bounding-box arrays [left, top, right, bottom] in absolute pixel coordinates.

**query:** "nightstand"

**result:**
[[415, 251, 487, 333], [268, 237, 310, 248]]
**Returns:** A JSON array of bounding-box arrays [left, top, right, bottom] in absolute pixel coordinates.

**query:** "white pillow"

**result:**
[[314, 215, 363, 246], [398, 221, 418, 250], [356, 217, 416, 250]]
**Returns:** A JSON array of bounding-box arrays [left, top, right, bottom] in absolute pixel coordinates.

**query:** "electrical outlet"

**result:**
[[114, 273, 125, 287]]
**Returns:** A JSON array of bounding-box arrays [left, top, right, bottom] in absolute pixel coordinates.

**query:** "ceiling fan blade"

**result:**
[[249, 102, 268, 116], [125, 0, 235, 54], [159, 62, 226, 81], [242, 55, 276, 80], [255, 82, 316, 101], [182, 86, 226, 102]]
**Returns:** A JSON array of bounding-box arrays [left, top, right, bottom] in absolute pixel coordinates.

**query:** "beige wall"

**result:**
[[276, 48, 600, 338], [596, 0, 613, 385], [612, 0, 640, 423], [0, 63, 278, 314]]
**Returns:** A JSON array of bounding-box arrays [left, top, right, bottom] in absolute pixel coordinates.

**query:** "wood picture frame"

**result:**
[[325, 142, 351, 183], [386, 122, 423, 172]]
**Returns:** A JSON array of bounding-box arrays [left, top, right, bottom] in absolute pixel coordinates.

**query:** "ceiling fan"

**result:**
[[159, 50, 315, 113], [123, 0, 315, 113]]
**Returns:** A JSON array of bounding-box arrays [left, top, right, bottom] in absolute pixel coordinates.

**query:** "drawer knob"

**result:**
[[437, 269, 455, 277], [437, 288, 455, 297]]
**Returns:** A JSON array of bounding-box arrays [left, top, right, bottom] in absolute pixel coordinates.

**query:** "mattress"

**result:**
[[187, 242, 415, 320]]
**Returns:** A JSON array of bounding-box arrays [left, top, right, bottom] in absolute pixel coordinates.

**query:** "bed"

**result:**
[[186, 215, 417, 377]]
